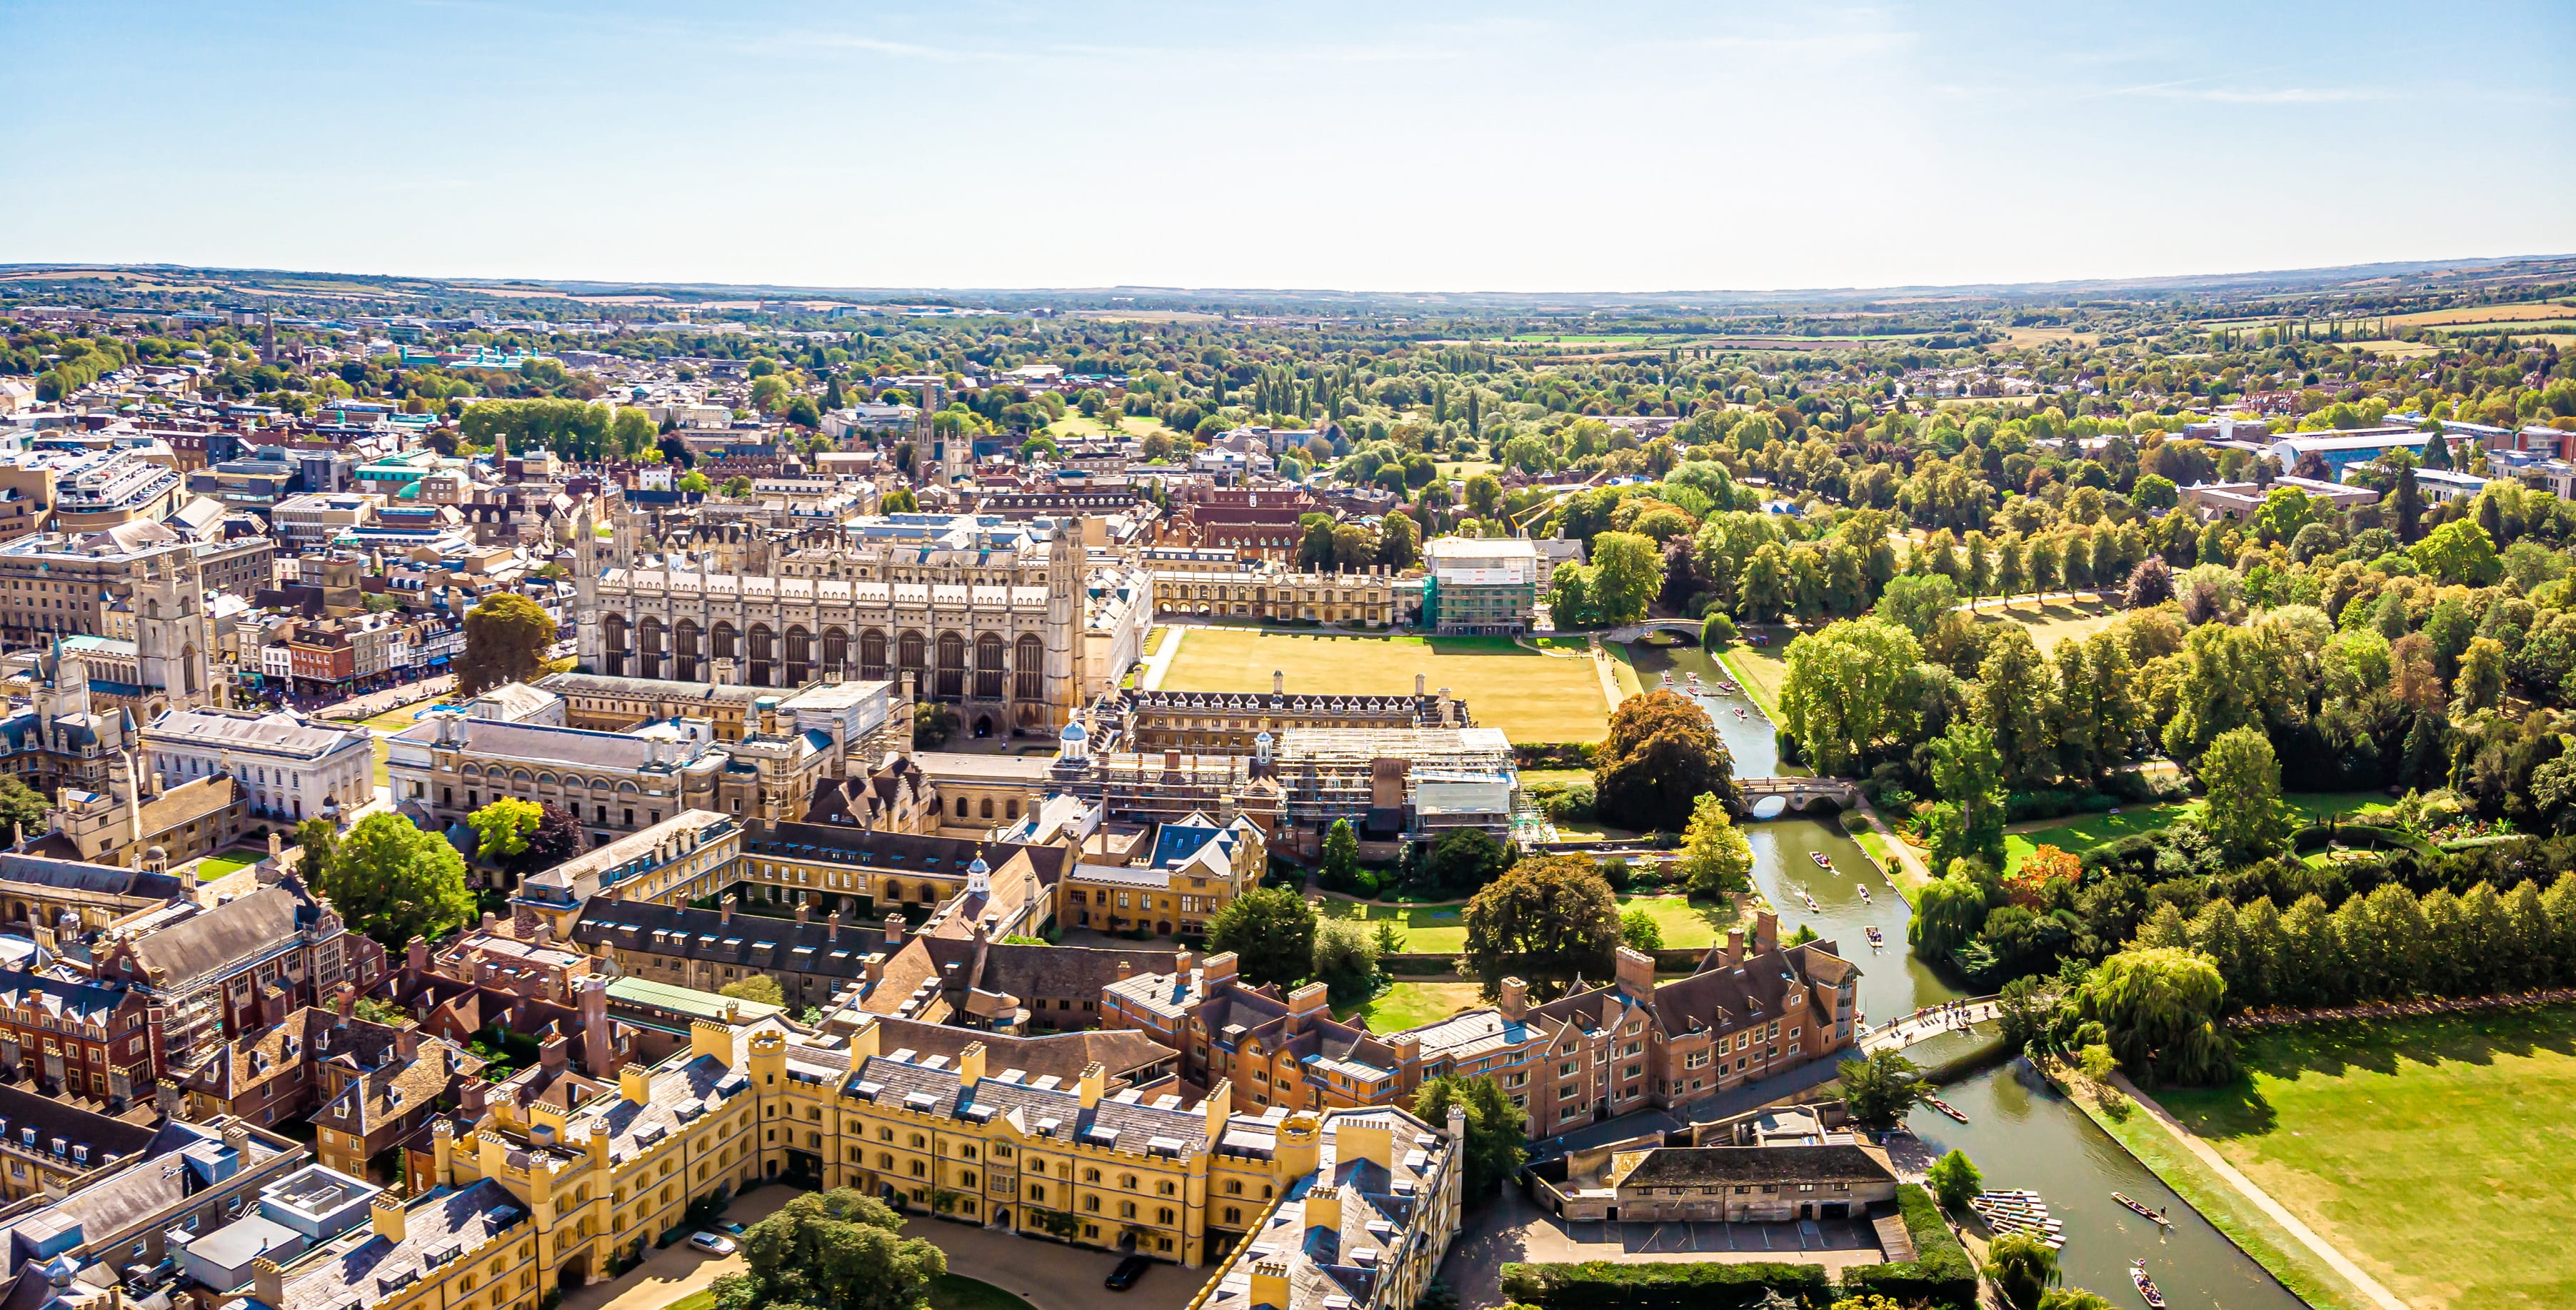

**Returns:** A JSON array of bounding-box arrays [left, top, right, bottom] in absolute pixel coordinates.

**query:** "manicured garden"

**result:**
[[2003, 791, 2394, 872], [195, 848, 269, 880], [2152, 1004, 2576, 1310], [1159, 628, 1613, 742]]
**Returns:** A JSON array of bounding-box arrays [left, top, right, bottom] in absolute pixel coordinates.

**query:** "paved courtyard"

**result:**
[[1438, 1185, 1889, 1309]]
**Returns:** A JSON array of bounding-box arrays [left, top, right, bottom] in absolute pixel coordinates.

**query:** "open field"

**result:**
[[1161, 628, 1613, 742], [2060, 1069, 2375, 1310], [1966, 595, 2123, 651], [1334, 982, 1483, 1031], [2155, 1005, 2576, 1310], [1040, 413, 1175, 443], [2006, 791, 2390, 871], [2382, 301, 2576, 327], [1327, 892, 1733, 954]]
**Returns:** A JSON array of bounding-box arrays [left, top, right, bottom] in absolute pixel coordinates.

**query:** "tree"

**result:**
[[1675, 793, 1754, 895], [677, 470, 711, 493], [458, 592, 555, 696], [1421, 826, 1510, 896], [1589, 531, 1665, 625], [1928, 722, 2008, 873], [1593, 690, 1733, 832], [1911, 867, 1990, 956], [1700, 610, 1738, 650], [1320, 818, 1362, 890], [1378, 508, 1420, 569], [911, 702, 956, 749], [524, 802, 585, 871], [1994, 974, 2053, 1054], [1207, 887, 1318, 990], [721, 475, 755, 499], [719, 974, 784, 1006], [468, 798, 541, 867], [1983, 1231, 2063, 1310], [1412, 1075, 1526, 1198], [1877, 573, 1959, 639], [312, 813, 475, 949], [2457, 635, 2507, 711], [2197, 725, 2288, 863], [1463, 473, 1503, 519], [1836, 1048, 1930, 1129], [292, 816, 339, 881], [2410, 518, 2500, 585], [711, 1188, 943, 1310], [1925, 1148, 1983, 1211], [0, 776, 46, 840], [1778, 619, 1923, 776], [2035, 1292, 2117, 1310], [1460, 855, 1619, 999], [2075, 947, 2235, 1085], [1619, 906, 1663, 952], [1311, 916, 1381, 1004]]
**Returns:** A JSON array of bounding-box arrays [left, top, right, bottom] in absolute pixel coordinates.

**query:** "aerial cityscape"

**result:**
[[0, 6, 2567, 1310]]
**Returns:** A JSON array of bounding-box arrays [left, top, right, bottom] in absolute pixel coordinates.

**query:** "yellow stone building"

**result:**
[[244, 1012, 1463, 1310]]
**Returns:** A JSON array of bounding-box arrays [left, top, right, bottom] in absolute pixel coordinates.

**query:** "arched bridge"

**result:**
[[1737, 777, 1863, 811]]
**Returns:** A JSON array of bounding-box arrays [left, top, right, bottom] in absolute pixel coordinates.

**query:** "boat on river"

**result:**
[[1968, 1189, 2063, 1249], [1810, 851, 1833, 868], [2130, 1261, 2166, 1309], [1798, 890, 1820, 912], [1660, 670, 1673, 685], [1855, 884, 1871, 902], [1865, 925, 1885, 949], [2114, 1193, 2172, 1226], [1926, 1095, 1970, 1123]]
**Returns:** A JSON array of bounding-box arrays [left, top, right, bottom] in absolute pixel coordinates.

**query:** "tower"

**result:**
[[910, 381, 943, 487], [134, 550, 211, 714], [573, 499, 602, 672], [1040, 516, 1085, 730]]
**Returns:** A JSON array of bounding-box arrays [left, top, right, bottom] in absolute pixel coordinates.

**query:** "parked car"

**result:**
[[688, 1232, 738, 1256], [718, 1221, 747, 1236], [1105, 1255, 1152, 1291]]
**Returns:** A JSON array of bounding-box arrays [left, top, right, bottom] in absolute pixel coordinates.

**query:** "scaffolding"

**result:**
[[1268, 727, 1516, 829]]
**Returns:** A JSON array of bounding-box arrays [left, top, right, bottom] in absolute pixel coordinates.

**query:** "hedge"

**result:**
[[1837, 1184, 1977, 1309], [1498, 1260, 1832, 1309]]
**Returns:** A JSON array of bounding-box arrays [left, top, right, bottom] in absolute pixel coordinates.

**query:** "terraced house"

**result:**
[[244, 1007, 1461, 1310]]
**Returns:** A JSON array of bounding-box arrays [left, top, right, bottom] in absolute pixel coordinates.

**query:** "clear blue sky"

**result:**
[[4, 1, 2568, 293]]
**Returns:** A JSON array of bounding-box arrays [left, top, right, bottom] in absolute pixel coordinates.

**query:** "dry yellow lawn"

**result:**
[[2383, 301, 2575, 327]]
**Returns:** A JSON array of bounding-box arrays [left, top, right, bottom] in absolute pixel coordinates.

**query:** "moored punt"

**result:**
[[1926, 1095, 1970, 1123]]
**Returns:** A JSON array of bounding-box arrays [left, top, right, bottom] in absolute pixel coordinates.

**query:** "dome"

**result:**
[[1061, 719, 1088, 742]]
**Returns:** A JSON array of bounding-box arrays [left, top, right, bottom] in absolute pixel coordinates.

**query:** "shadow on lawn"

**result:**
[[2168, 1004, 2576, 1141]]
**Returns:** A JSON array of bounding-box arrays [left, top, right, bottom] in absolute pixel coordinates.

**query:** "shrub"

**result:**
[[1840, 1186, 1976, 1309], [1500, 1260, 1833, 1309]]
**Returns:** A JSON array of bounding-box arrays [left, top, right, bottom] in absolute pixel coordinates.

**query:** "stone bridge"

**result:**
[[1737, 776, 1863, 811]]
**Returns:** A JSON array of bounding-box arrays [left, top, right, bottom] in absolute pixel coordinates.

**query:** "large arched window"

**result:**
[[638, 617, 666, 678], [898, 630, 926, 685], [973, 633, 1006, 700], [783, 625, 813, 687], [860, 628, 888, 680], [674, 620, 701, 682], [748, 624, 776, 687], [603, 613, 631, 677], [1015, 635, 1044, 701], [711, 622, 738, 663], [822, 627, 849, 677], [935, 631, 966, 699]]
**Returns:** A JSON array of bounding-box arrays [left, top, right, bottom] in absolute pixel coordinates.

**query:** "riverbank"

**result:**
[[2043, 1061, 2384, 1310]]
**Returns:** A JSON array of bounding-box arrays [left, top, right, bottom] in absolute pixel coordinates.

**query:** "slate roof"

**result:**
[[751, 822, 1071, 885], [1612, 1143, 1895, 1188], [143, 708, 371, 762], [122, 887, 309, 991], [0, 1082, 159, 1169], [0, 853, 185, 902], [309, 1038, 484, 1141], [573, 900, 876, 981], [265, 1179, 524, 1310]]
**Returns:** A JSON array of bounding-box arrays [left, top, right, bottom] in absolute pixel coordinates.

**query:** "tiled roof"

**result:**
[[267, 1179, 524, 1310]]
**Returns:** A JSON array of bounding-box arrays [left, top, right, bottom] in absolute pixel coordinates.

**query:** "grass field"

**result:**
[[1710, 632, 1790, 720], [369, 736, 391, 790], [1967, 595, 2123, 651], [2382, 301, 2575, 327], [196, 849, 269, 880], [2154, 1005, 2576, 1310], [928, 1275, 1038, 1310], [1161, 628, 1613, 742], [2005, 792, 2390, 871], [1040, 413, 1176, 445], [2060, 1069, 2375, 1310], [357, 705, 436, 732], [1334, 982, 1483, 1031], [1328, 892, 1734, 953], [663, 1291, 717, 1310]]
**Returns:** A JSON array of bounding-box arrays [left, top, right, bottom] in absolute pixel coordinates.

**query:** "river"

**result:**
[[1618, 639, 2317, 1310]]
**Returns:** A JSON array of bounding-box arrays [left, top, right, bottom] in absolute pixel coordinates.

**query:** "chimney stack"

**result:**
[[1754, 910, 1778, 955], [1500, 977, 1528, 1022], [721, 894, 736, 924]]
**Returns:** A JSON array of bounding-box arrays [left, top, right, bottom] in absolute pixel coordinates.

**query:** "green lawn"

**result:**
[[1333, 982, 1484, 1032], [2007, 792, 2392, 872], [196, 848, 269, 880], [2062, 1071, 2375, 1310], [1965, 595, 2123, 651], [356, 705, 435, 732], [1710, 632, 1790, 720], [370, 736, 391, 790], [2154, 1004, 2576, 1310], [1518, 768, 1593, 790], [663, 1291, 717, 1310], [1328, 892, 1730, 954], [1161, 628, 1613, 743], [928, 1275, 1038, 1310]]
